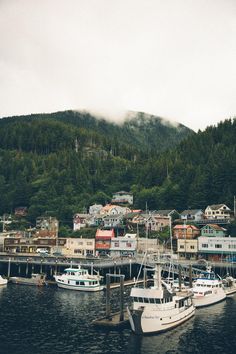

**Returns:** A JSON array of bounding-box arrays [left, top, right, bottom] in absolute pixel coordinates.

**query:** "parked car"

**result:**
[[36, 248, 49, 256]]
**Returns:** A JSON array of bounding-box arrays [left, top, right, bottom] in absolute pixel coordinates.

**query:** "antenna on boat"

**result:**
[[169, 215, 173, 254]]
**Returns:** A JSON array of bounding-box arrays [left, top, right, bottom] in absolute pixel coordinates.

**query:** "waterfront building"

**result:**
[[3, 234, 66, 254], [110, 233, 137, 257], [177, 239, 198, 260], [136, 237, 163, 254], [95, 229, 115, 255], [63, 238, 95, 257], [198, 236, 236, 262]]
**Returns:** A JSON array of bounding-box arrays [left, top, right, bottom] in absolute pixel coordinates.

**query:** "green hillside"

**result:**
[[0, 110, 235, 229]]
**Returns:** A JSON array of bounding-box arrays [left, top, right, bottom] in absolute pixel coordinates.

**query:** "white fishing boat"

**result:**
[[54, 266, 104, 291], [127, 261, 195, 334], [191, 266, 226, 308], [222, 275, 236, 296], [0, 275, 8, 286], [10, 273, 46, 286]]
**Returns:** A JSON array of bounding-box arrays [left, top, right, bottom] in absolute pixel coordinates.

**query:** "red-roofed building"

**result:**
[[173, 224, 200, 239], [95, 229, 115, 255]]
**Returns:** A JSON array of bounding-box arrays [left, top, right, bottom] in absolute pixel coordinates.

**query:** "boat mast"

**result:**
[[153, 261, 162, 289]]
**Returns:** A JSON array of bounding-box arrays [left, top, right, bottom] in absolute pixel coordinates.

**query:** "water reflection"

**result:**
[[0, 286, 236, 354]]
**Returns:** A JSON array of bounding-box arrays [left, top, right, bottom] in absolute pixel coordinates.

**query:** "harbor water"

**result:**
[[0, 284, 236, 354]]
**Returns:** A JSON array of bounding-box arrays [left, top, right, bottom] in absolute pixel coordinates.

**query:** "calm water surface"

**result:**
[[0, 285, 236, 354]]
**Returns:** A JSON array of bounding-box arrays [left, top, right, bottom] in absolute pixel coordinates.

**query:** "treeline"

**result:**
[[0, 110, 235, 228]]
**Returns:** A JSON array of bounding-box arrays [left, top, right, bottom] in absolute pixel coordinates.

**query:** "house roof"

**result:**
[[154, 210, 178, 216], [204, 224, 226, 231], [206, 204, 230, 210], [173, 224, 200, 230], [181, 209, 203, 215], [95, 229, 115, 238]]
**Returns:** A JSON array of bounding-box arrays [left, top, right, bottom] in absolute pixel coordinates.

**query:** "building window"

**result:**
[[202, 244, 208, 248], [215, 244, 222, 248]]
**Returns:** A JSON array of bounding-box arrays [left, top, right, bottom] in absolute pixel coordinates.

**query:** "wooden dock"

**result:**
[[92, 310, 129, 328], [108, 278, 145, 289]]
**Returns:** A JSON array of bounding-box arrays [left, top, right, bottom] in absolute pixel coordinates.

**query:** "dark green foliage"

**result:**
[[0, 110, 235, 229]]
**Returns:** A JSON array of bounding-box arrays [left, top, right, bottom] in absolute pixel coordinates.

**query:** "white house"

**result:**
[[73, 214, 88, 231], [180, 209, 204, 221], [205, 204, 231, 220], [102, 214, 124, 228], [89, 204, 103, 215], [100, 204, 131, 216]]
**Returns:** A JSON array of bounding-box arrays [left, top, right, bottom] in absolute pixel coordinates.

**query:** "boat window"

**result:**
[[149, 298, 155, 303], [80, 281, 85, 286], [76, 281, 80, 285], [144, 298, 149, 303]]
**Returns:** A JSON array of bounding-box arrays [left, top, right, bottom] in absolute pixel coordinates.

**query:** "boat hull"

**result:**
[[127, 305, 195, 334], [56, 281, 104, 292], [9, 277, 45, 286], [193, 291, 226, 308], [224, 286, 236, 296]]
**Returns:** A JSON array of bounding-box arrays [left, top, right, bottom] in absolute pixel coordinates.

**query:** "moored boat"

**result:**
[[127, 261, 195, 334], [222, 275, 236, 296], [54, 266, 104, 291], [191, 266, 226, 308], [0, 275, 8, 286], [10, 273, 46, 286]]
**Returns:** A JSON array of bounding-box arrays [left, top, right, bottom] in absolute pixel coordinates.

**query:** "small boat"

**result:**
[[191, 266, 226, 308], [9, 273, 46, 286], [222, 275, 236, 296], [54, 266, 104, 292], [127, 261, 195, 334], [0, 275, 8, 286]]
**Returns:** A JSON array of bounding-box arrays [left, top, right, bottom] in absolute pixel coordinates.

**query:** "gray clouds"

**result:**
[[0, 0, 236, 131]]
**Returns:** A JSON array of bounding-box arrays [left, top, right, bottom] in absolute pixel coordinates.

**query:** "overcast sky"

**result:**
[[0, 0, 235, 131]]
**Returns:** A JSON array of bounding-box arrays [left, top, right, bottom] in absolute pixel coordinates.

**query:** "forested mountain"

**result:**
[[0, 110, 235, 229]]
